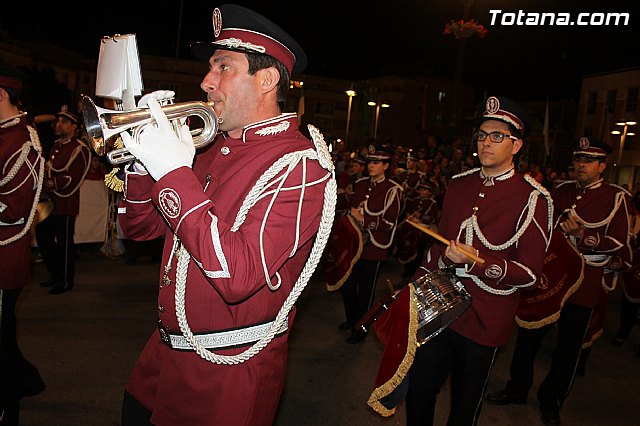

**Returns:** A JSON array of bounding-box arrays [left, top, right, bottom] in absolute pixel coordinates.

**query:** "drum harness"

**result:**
[[439, 171, 553, 296], [165, 125, 336, 365]]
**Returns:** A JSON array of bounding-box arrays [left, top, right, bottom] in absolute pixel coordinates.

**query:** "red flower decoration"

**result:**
[[443, 19, 488, 39]]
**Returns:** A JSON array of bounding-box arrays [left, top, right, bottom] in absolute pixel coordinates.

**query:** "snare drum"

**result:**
[[412, 269, 472, 345]]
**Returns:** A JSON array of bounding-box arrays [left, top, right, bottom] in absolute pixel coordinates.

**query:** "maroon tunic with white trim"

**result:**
[[44, 136, 90, 216], [413, 169, 552, 347], [553, 180, 631, 308], [0, 115, 42, 289], [350, 176, 402, 261], [119, 115, 330, 426]]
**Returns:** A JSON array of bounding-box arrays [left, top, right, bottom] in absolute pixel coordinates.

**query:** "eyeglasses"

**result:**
[[474, 130, 519, 143]]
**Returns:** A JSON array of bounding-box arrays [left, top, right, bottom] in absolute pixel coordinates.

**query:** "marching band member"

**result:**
[[394, 181, 439, 279], [118, 5, 335, 425], [487, 137, 632, 426], [0, 64, 45, 424], [335, 154, 366, 215], [35, 106, 91, 295], [367, 96, 553, 424], [339, 145, 402, 343]]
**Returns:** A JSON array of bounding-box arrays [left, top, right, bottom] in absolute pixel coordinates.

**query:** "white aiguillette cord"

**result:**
[[172, 126, 337, 365]]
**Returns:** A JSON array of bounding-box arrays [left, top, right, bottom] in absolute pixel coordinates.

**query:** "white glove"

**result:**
[[121, 97, 195, 181], [137, 90, 175, 108]]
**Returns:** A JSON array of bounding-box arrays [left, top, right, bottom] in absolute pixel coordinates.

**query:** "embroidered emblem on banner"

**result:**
[[486, 96, 500, 114], [579, 137, 590, 150], [584, 236, 597, 247], [255, 121, 290, 136], [159, 188, 181, 218], [485, 264, 503, 279], [213, 8, 222, 38]]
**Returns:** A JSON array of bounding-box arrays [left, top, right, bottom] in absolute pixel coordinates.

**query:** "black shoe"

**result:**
[[0, 400, 20, 425], [20, 378, 45, 398], [541, 410, 561, 426], [611, 337, 625, 347], [49, 281, 73, 295], [39, 280, 55, 287], [338, 321, 354, 331], [485, 390, 527, 405], [346, 329, 368, 344]]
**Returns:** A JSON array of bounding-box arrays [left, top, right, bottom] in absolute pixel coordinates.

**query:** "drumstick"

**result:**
[[405, 219, 485, 264]]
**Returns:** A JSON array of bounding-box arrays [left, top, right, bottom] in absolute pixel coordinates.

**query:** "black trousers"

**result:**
[[1, 289, 43, 415], [122, 390, 153, 426], [35, 214, 76, 284], [405, 328, 498, 426], [505, 303, 592, 413], [616, 292, 640, 339], [340, 259, 381, 326]]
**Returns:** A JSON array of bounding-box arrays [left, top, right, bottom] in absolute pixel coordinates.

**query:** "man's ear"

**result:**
[[259, 67, 280, 94], [512, 138, 523, 155]]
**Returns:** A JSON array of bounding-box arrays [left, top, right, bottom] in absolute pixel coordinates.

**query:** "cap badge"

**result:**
[[368, 144, 376, 154], [60, 105, 69, 113], [579, 137, 590, 150], [486, 96, 500, 114], [212, 8, 222, 38]]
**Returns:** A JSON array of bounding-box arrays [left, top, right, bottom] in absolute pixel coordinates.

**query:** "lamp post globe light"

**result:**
[[611, 120, 637, 185], [345, 89, 356, 147], [368, 100, 390, 140]]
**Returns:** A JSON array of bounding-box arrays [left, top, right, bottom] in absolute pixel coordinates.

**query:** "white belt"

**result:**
[[161, 319, 288, 351], [583, 254, 608, 262], [455, 267, 471, 278]]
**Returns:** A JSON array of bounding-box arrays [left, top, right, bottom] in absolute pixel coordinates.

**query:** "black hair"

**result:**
[[245, 53, 290, 111]]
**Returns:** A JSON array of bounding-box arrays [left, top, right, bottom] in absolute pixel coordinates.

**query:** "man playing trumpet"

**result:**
[[117, 5, 335, 425]]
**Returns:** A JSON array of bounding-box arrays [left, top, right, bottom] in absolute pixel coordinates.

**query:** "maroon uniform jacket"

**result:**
[[119, 115, 332, 426], [350, 176, 402, 261], [414, 168, 553, 347], [44, 136, 90, 216], [405, 195, 438, 225], [0, 114, 43, 289], [335, 170, 362, 213], [553, 179, 632, 308]]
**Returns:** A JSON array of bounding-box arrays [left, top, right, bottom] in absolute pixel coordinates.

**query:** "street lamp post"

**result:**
[[611, 120, 637, 184], [368, 100, 390, 140], [345, 89, 356, 147]]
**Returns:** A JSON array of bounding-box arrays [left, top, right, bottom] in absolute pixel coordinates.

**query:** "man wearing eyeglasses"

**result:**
[[367, 96, 553, 424], [486, 137, 632, 426]]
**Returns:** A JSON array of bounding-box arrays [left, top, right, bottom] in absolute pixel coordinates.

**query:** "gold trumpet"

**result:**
[[81, 95, 219, 165]]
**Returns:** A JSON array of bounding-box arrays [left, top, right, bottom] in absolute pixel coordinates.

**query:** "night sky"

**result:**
[[2, 0, 638, 102]]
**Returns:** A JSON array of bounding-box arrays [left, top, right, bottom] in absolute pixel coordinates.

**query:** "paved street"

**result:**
[[14, 244, 640, 425]]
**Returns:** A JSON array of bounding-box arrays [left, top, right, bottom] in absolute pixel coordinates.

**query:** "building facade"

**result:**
[[576, 67, 640, 188]]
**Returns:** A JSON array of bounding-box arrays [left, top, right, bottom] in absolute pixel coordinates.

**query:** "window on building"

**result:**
[[626, 87, 639, 113], [587, 92, 597, 114], [606, 89, 617, 113], [315, 100, 334, 116]]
